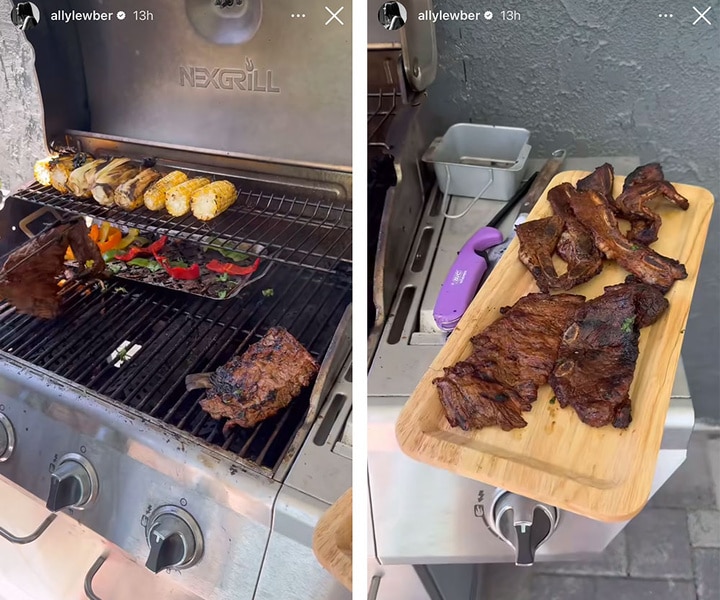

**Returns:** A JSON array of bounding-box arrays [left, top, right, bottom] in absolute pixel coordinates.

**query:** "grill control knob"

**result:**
[[490, 491, 559, 566], [145, 505, 203, 573], [46, 454, 98, 512], [0, 413, 15, 462]]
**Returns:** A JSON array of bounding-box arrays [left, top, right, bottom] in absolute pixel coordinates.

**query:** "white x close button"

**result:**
[[325, 6, 345, 26], [692, 6, 712, 25]]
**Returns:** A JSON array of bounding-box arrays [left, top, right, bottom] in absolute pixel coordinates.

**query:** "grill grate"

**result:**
[[368, 88, 403, 148], [12, 180, 352, 274], [0, 263, 351, 476]]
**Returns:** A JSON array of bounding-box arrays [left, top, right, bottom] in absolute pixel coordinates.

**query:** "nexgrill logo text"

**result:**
[[179, 59, 280, 93]]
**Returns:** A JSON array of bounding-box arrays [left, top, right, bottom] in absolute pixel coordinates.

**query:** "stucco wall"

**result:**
[[425, 1, 720, 422]]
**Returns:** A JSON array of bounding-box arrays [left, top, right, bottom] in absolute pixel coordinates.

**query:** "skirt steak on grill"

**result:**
[[200, 327, 319, 434]]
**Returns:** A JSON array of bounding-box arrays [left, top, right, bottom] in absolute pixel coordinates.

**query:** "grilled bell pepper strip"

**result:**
[[153, 252, 201, 280], [115, 235, 168, 261], [66, 224, 121, 260], [206, 258, 260, 276], [116, 228, 140, 250]]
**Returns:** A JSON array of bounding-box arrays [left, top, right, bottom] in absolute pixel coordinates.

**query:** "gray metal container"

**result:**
[[423, 124, 531, 201]]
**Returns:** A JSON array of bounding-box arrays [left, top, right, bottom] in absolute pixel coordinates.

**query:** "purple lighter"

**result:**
[[433, 226, 504, 331]]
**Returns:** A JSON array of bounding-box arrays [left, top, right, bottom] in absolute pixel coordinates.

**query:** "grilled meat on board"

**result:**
[[200, 327, 319, 434], [433, 293, 585, 431], [576, 162, 616, 209], [547, 183, 604, 287], [0, 219, 105, 319], [549, 279, 669, 428], [515, 216, 565, 293], [613, 163, 690, 245], [568, 189, 687, 292]]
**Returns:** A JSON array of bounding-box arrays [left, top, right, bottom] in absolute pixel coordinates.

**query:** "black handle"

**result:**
[[146, 530, 185, 573], [46, 472, 81, 512], [514, 524, 535, 566]]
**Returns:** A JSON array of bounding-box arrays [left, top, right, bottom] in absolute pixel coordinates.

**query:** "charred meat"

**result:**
[[568, 190, 687, 292], [614, 163, 690, 245], [576, 163, 616, 209], [549, 279, 668, 428], [515, 216, 565, 293], [200, 327, 319, 434], [0, 219, 105, 319], [433, 293, 585, 431]]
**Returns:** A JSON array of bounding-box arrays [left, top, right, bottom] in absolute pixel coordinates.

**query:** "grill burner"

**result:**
[[14, 177, 351, 275], [0, 212, 350, 476]]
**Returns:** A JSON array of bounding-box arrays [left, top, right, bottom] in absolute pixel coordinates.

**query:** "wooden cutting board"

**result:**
[[396, 170, 714, 522], [312, 488, 352, 591]]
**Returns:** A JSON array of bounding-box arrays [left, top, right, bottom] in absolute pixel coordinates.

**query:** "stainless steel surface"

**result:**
[[0, 413, 15, 462], [368, 156, 696, 566], [400, 0, 438, 91], [490, 492, 558, 566], [25, 0, 351, 168], [255, 486, 350, 600]]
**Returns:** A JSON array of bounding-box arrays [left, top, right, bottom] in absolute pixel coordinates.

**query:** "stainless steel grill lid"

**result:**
[[22, 0, 351, 168]]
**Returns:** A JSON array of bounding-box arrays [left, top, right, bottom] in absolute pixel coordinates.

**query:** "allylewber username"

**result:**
[[50, 10, 118, 22], [418, 10, 487, 22]]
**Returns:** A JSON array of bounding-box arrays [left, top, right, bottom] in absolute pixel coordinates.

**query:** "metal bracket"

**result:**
[[84, 553, 108, 600], [0, 513, 57, 544]]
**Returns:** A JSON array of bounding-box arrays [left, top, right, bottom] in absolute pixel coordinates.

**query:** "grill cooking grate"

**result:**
[[0, 262, 351, 476], [13, 180, 352, 274]]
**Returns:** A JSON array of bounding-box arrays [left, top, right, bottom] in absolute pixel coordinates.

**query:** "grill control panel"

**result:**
[[46, 453, 98, 512], [145, 505, 204, 573], [0, 413, 15, 462]]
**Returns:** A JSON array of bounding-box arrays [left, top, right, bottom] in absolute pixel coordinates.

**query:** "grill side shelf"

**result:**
[[12, 180, 352, 275]]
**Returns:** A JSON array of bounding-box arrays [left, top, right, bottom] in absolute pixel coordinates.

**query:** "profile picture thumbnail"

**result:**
[[378, 1, 407, 31], [10, 2, 40, 31]]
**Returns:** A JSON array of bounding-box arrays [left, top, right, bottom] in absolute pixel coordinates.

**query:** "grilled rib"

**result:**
[[568, 189, 687, 292]]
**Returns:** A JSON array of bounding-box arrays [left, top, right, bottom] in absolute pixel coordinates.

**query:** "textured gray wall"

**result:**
[[426, 0, 720, 422], [0, 18, 47, 191]]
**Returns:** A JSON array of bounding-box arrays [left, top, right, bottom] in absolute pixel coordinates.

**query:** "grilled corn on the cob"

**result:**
[[67, 158, 108, 197], [33, 156, 55, 186], [92, 158, 140, 206], [165, 177, 211, 217], [143, 170, 188, 211], [191, 180, 238, 221], [114, 168, 162, 211]]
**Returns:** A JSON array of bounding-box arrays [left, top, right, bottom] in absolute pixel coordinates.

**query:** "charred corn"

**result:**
[[143, 170, 188, 211], [67, 158, 108, 197], [114, 168, 161, 211], [92, 159, 140, 206], [165, 177, 211, 217], [33, 156, 55, 186], [191, 180, 238, 221]]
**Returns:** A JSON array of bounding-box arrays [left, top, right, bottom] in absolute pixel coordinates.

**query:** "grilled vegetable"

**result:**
[[165, 177, 211, 217], [33, 157, 55, 186], [91, 158, 140, 206], [143, 171, 188, 211], [67, 158, 109, 197], [206, 258, 260, 276], [191, 180, 238, 221], [114, 168, 161, 211]]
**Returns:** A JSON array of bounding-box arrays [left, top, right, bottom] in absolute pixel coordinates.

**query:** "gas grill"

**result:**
[[0, 2, 351, 599]]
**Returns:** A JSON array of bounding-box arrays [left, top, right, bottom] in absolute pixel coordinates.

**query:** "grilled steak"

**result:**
[[568, 189, 687, 292], [0, 219, 104, 319], [549, 279, 668, 428], [433, 293, 585, 431], [614, 163, 690, 245], [200, 327, 319, 433]]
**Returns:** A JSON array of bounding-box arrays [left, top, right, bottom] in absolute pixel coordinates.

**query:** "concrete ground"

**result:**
[[480, 431, 720, 600]]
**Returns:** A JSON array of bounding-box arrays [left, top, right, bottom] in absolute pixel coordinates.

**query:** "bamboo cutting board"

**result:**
[[396, 171, 714, 522], [313, 488, 352, 591]]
